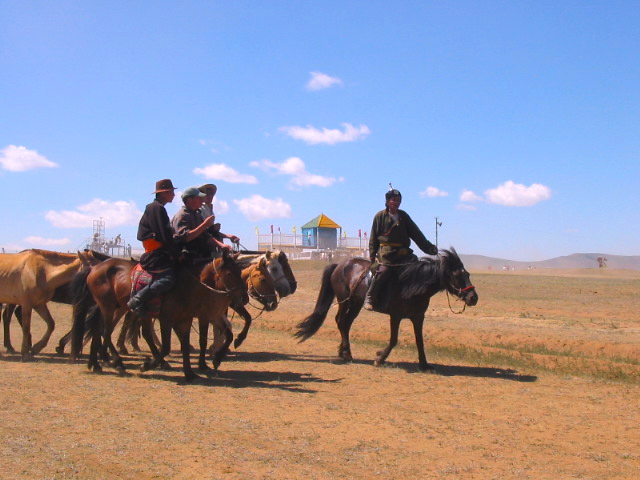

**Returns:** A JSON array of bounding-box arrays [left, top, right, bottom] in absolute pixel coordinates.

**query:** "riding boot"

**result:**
[[127, 285, 152, 315], [363, 274, 382, 311]]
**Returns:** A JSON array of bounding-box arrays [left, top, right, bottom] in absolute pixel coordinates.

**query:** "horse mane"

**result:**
[[397, 248, 462, 300]]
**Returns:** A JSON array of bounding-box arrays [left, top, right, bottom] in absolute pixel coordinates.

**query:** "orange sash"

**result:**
[[142, 238, 163, 253]]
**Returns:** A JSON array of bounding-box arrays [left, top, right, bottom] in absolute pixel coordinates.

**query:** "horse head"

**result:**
[[246, 256, 278, 311], [201, 252, 249, 308], [276, 250, 297, 295], [440, 248, 478, 307], [264, 250, 292, 298]]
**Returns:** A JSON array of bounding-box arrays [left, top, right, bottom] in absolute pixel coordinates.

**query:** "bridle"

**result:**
[[246, 264, 278, 307], [193, 258, 244, 296], [446, 283, 476, 314]]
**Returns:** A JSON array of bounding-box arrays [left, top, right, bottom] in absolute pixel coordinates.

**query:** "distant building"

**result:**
[[301, 213, 342, 250]]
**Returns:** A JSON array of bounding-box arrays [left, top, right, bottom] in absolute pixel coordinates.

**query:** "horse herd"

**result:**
[[0, 247, 478, 381]]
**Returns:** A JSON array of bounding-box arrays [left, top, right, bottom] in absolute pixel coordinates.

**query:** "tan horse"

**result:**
[[227, 250, 297, 349], [0, 249, 98, 359]]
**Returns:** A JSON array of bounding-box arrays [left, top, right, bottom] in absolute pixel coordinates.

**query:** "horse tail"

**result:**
[[69, 268, 94, 358], [294, 263, 338, 342]]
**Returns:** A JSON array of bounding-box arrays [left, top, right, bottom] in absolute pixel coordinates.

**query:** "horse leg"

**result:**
[[174, 318, 199, 381], [31, 304, 56, 355], [142, 314, 173, 372], [116, 312, 132, 354], [86, 307, 104, 372], [211, 314, 233, 370], [103, 312, 126, 372], [197, 316, 211, 371], [19, 306, 34, 360], [375, 315, 402, 367], [335, 302, 359, 362], [56, 328, 72, 354], [139, 316, 169, 371], [411, 316, 433, 372], [3, 304, 18, 353], [233, 306, 251, 349]]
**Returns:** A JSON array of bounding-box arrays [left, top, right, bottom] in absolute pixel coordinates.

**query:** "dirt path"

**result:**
[[1, 320, 638, 480]]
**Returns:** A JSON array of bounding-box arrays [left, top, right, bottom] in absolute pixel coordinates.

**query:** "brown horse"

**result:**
[[70, 252, 248, 380], [0, 249, 99, 359], [116, 255, 279, 356], [295, 248, 478, 371]]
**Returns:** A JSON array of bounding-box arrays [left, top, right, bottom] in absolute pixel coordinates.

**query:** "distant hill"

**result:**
[[459, 253, 640, 271]]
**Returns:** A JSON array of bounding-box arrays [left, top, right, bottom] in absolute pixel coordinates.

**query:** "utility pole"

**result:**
[[435, 217, 442, 248]]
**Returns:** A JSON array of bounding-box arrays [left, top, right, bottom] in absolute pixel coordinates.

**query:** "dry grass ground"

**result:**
[[1, 261, 639, 479]]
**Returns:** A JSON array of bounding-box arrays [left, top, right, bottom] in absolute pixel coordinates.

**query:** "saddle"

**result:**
[[130, 264, 162, 316]]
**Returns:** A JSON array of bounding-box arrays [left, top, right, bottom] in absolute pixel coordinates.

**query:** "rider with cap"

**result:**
[[171, 186, 231, 261], [127, 178, 180, 315], [363, 185, 439, 311]]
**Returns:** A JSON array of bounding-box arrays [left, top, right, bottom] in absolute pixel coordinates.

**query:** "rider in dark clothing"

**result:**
[[363, 186, 438, 311], [127, 179, 179, 315]]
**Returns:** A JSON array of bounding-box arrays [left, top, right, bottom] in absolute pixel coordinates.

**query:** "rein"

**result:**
[[186, 260, 239, 295], [445, 285, 475, 314]]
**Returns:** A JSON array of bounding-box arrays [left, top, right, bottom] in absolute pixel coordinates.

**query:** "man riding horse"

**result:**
[[127, 179, 180, 316], [363, 185, 439, 311]]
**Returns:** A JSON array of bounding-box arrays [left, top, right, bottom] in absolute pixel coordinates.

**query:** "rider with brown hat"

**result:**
[[127, 179, 179, 315]]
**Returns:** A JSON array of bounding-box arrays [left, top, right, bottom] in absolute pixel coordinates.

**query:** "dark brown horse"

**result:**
[[70, 252, 248, 380], [295, 248, 478, 371]]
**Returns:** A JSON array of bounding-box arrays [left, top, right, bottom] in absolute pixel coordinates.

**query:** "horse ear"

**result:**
[[77, 250, 89, 267], [265, 250, 272, 260], [258, 256, 267, 269]]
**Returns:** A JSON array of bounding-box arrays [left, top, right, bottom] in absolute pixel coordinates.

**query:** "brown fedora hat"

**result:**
[[198, 183, 217, 196], [152, 178, 177, 194]]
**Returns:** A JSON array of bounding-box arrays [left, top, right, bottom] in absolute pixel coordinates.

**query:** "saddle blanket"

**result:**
[[130, 264, 162, 317]]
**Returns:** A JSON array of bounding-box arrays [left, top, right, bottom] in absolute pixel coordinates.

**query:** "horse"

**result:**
[[0, 249, 100, 359], [226, 250, 297, 349], [70, 252, 248, 380], [236, 250, 297, 298], [115, 254, 279, 355], [295, 248, 478, 371]]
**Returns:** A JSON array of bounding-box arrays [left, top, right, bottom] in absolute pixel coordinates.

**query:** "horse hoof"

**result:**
[[419, 363, 435, 373], [184, 372, 200, 382], [55, 346, 65, 355], [21, 354, 34, 362], [160, 360, 172, 371], [90, 364, 103, 373], [233, 338, 243, 349], [31, 344, 45, 355], [6, 347, 16, 354], [374, 358, 384, 367]]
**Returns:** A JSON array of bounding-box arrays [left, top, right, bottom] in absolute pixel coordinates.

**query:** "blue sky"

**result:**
[[1, 1, 638, 261]]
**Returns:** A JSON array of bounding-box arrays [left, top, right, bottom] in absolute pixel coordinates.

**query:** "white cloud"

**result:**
[[460, 189, 484, 203], [250, 157, 342, 189], [193, 163, 258, 184], [213, 198, 229, 214], [0, 145, 58, 172], [24, 236, 71, 247], [280, 123, 371, 145], [420, 186, 448, 198], [233, 195, 292, 221], [485, 181, 552, 207], [45, 199, 141, 228], [456, 203, 478, 211], [306, 71, 343, 91]]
